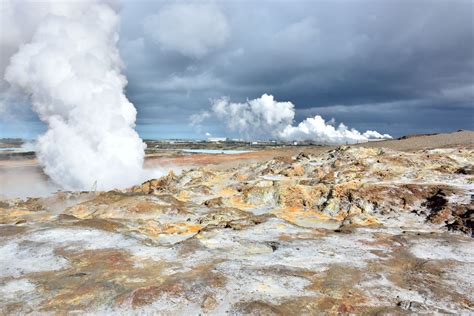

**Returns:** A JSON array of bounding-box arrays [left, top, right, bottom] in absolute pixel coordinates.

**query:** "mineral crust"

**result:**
[[1, 146, 473, 314]]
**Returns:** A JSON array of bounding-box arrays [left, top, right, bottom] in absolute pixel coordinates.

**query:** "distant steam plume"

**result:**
[[4, 0, 147, 190], [212, 94, 295, 138], [279, 116, 392, 143], [198, 94, 391, 143]]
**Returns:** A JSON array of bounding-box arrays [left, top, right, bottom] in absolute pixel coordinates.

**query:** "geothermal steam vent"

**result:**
[[5, 1, 146, 191]]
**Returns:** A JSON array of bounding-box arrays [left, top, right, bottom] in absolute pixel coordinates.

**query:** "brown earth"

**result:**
[[0, 131, 473, 314]]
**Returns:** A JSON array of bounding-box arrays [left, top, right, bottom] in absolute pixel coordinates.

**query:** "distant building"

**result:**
[[207, 137, 227, 142]]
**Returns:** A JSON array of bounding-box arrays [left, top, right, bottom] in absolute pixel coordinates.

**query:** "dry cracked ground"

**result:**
[[1, 146, 473, 314]]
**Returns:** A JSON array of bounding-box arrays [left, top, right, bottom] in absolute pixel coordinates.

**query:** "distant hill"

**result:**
[[358, 130, 474, 151]]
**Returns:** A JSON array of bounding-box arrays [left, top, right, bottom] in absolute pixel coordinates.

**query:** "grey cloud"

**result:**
[[88, 0, 474, 138], [143, 3, 230, 58], [2, 0, 472, 139]]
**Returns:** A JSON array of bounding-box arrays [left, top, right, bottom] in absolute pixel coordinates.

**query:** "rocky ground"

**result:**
[[0, 144, 473, 314]]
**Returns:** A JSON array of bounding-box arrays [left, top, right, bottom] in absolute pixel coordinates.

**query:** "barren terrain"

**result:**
[[0, 131, 473, 314]]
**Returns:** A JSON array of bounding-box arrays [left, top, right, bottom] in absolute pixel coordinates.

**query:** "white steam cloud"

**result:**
[[197, 94, 391, 144], [212, 94, 295, 136], [4, 0, 148, 191], [279, 116, 392, 143]]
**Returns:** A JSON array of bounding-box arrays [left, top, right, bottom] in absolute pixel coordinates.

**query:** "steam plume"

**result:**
[[279, 116, 392, 144], [4, 0, 146, 190], [212, 94, 294, 138], [200, 94, 392, 144]]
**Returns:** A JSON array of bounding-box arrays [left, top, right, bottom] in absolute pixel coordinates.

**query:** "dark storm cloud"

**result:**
[[2, 0, 471, 139], [116, 0, 473, 138]]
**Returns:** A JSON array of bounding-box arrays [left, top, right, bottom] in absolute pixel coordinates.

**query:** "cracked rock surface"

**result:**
[[1, 146, 473, 314]]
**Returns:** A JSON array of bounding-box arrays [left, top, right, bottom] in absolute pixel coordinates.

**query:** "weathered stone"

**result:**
[[1, 145, 473, 314]]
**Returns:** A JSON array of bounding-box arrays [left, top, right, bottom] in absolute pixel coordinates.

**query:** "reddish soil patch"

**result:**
[[144, 148, 299, 169]]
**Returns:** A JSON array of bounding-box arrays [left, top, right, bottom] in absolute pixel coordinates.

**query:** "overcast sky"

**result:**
[[1, 0, 473, 139]]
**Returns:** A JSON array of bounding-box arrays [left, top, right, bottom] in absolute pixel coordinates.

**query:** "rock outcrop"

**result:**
[[0, 146, 473, 314]]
